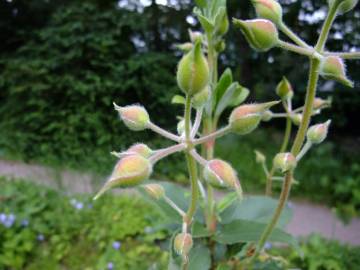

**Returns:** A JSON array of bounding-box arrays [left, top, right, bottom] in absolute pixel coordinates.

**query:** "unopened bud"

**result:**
[[291, 113, 302, 126], [252, 0, 283, 25], [176, 42, 193, 52], [94, 154, 152, 200], [307, 120, 331, 144], [319, 56, 353, 88], [254, 150, 266, 163], [276, 77, 293, 100], [177, 41, 209, 96], [127, 143, 153, 158], [328, 0, 358, 14], [192, 86, 210, 109], [229, 101, 279, 134], [313, 97, 331, 110], [114, 103, 150, 131], [217, 14, 229, 36], [174, 233, 193, 256], [177, 119, 186, 136], [142, 184, 165, 200], [273, 152, 297, 173], [233, 19, 279, 52], [262, 110, 273, 121], [189, 30, 203, 43]]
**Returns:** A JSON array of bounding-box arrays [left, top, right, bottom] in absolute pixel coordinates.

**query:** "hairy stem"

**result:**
[[193, 126, 231, 145], [149, 143, 187, 164], [279, 22, 312, 49], [277, 40, 318, 58], [147, 122, 181, 142], [324, 51, 360, 59]]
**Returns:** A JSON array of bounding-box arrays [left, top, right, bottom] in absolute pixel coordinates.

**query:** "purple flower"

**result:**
[[21, 219, 29, 227], [112, 241, 121, 250], [107, 262, 114, 270], [1, 213, 16, 228], [0, 213, 6, 223], [264, 242, 272, 250], [75, 202, 84, 210], [37, 234, 45, 242]]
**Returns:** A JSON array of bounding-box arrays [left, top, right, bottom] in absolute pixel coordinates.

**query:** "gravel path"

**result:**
[[1, 159, 359, 245]]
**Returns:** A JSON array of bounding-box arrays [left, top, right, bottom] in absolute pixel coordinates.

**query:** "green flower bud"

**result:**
[[204, 159, 238, 188], [114, 103, 150, 131], [273, 152, 297, 173], [276, 77, 294, 100], [319, 56, 353, 88], [252, 0, 283, 25], [254, 150, 266, 164], [127, 143, 153, 158], [174, 233, 193, 256], [328, 0, 358, 14], [176, 42, 193, 52], [229, 101, 279, 134], [94, 154, 152, 200], [307, 120, 331, 144], [192, 86, 210, 109], [291, 113, 302, 126], [261, 110, 273, 121], [233, 18, 279, 52], [217, 14, 229, 36], [177, 41, 210, 96], [142, 184, 165, 200], [177, 119, 186, 136]]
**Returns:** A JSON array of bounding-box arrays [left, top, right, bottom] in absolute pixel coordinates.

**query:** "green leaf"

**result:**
[[219, 195, 293, 228], [171, 95, 186, 105], [213, 68, 232, 109], [214, 7, 226, 28], [215, 82, 246, 117], [214, 219, 299, 250], [189, 245, 211, 270], [192, 222, 212, 238], [195, 0, 207, 8], [228, 87, 250, 107], [195, 11, 215, 33]]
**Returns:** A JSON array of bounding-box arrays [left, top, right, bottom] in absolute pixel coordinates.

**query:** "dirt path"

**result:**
[[1, 159, 359, 245]]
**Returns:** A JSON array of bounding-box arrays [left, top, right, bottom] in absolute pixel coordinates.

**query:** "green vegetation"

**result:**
[[0, 177, 168, 270]]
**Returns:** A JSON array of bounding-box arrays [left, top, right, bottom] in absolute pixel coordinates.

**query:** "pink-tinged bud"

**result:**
[[233, 19, 279, 52], [313, 97, 331, 110], [319, 56, 353, 88], [254, 150, 266, 163], [114, 103, 150, 131], [127, 143, 153, 158], [229, 101, 279, 134], [177, 41, 210, 96], [142, 184, 165, 200], [252, 0, 283, 25], [94, 154, 152, 200], [307, 120, 331, 144], [276, 77, 293, 100], [291, 113, 302, 126], [273, 153, 297, 173], [174, 233, 193, 256], [192, 86, 210, 109], [189, 30, 203, 43]]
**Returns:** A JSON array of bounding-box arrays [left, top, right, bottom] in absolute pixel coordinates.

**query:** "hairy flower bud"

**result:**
[[177, 41, 210, 96], [94, 154, 152, 200], [174, 233, 193, 256], [313, 97, 331, 110], [127, 143, 153, 158], [192, 86, 210, 109], [254, 150, 266, 163], [273, 152, 297, 173], [229, 101, 279, 134], [189, 30, 203, 43], [319, 56, 353, 87], [291, 113, 302, 126], [307, 120, 331, 144], [233, 19, 279, 52], [276, 77, 293, 100], [252, 0, 283, 25], [142, 184, 165, 200], [177, 42, 193, 52], [114, 103, 150, 131]]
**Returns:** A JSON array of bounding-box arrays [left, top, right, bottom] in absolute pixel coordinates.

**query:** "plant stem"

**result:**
[[296, 140, 312, 161], [324, 51, 360, 59], [147, 122, 181, 142], [183, 95, 199, 225], [149, 143, 187, 164], [315, 0, 340, 52], [279, 22, 311, 49], [193, 126, 231, 145], [277, 40, 318, 58], [191, 109, 203, 138]]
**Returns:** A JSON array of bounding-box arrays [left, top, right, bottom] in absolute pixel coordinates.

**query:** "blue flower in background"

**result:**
[[21, 219, 29, 227], [0, 213, 6, 223], [264, 242, 272, 250], [37, 234, 45, 242], [75, 202, 84, 210], [107, 262, 114, 270], [0, 213, 16, 228], [112, 241, 121, 250]]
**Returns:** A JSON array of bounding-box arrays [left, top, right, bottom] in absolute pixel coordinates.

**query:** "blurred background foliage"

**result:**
[[0, 0, 359, 215]]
